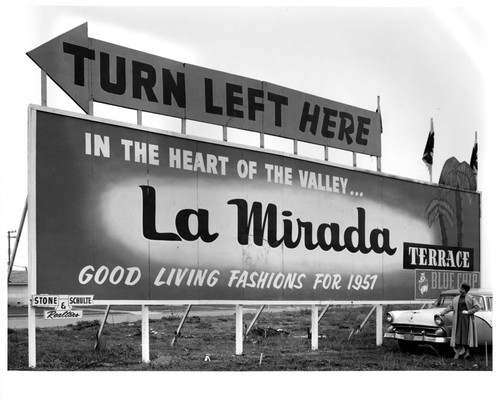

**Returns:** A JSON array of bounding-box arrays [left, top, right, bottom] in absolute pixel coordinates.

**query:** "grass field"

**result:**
[[7, 305, 492, 371]]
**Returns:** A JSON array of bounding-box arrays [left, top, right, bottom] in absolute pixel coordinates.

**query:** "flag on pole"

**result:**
[[470, 134, 478, 173], [422, 118, 434, 180], [376, 95, 383, 133]]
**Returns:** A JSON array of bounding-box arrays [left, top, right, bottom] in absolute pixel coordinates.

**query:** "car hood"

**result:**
[[391, 308, 444, 327]]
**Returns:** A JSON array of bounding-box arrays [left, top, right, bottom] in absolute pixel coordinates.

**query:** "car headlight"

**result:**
[[386, 312, 394, 324], [434, 314, 444, 326]]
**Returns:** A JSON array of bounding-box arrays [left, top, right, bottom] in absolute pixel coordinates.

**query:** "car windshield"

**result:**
[[435, 294, 456, 308], [473, 296, 485, 310], [485, 296, 493, 311], [434, 293, 492, 311]]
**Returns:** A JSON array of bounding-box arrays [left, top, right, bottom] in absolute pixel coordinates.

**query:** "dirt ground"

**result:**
[[7, 305, 492, 371]]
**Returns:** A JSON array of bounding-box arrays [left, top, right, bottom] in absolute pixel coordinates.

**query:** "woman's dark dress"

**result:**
[[455, 295, 469, 345]]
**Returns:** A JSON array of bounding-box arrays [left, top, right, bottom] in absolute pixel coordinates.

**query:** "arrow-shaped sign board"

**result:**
[[27, 23, 382, 156]]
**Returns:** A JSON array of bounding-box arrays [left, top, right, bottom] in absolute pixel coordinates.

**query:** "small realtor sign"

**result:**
[[32, 295, 94, 307], [32, 295, 60, 307], [44, 310, 83, 320], [32, 294, 93, 319]]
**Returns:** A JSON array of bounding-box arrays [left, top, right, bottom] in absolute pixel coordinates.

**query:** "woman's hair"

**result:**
[[460, 283, 471, 292]]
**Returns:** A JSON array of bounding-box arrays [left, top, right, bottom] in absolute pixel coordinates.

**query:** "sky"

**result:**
[[1, 3, 499, 401]]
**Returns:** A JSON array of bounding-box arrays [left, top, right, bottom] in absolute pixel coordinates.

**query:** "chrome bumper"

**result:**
[[384, 332, 449, 344]]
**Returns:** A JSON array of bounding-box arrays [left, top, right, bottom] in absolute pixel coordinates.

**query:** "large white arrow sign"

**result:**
[[27, 23, 382, 156]]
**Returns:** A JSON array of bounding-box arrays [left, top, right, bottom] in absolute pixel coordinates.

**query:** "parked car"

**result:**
[[384, 288, 492, 353]]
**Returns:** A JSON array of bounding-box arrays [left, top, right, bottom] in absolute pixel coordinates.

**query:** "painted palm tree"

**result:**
[[438, 157, 477, 247], [424, 193, 455, 246]]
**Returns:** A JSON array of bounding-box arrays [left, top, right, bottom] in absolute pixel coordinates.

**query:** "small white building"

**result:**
[[8, 270, 28, 306]]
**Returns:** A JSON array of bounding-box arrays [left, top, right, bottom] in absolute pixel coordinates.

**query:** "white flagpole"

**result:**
[[376, 95, 382, 172]]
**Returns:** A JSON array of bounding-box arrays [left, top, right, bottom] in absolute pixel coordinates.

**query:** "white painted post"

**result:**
[[311, 305, 319, 350], [376, 304, 383, 346], [28, 106, 37, 368], [41, 71, 47, 106], [142, 305, 150, 363], [28, 304, 36, 368], [235, 304, 243, 355]]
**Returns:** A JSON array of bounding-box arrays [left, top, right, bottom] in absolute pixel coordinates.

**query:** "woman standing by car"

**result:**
[[438, 282, 481, 359]]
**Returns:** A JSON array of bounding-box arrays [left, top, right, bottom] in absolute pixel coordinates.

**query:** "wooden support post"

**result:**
[[324, 145, 329, 162], [94, 305, 112, 350], [7, 197, 28, 281], [377, 156, 382, 172], [235, 304, 243, 355], [376, 304, 383, 346], [181, 118, 187, 134], [311, 305, 319, 350], [28, 107, 36, 368], [41, 71, 47, 106], [348, 305, 377, 341], [28, 303, 36, 368], [353, 152, 357, 167], [171, 304, 192, 346], [137, 110, 142, 125], [318, 304, 330, 323], [293, 139, 298, 155], [260, 133, 264, 148], [359, 306, 376, 332], [223, 126, 228, 142], [245, 305, 266, 337], [142, 305, 150, 363]]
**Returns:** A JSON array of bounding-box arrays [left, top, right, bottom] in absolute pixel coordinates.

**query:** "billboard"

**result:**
[[27, 23, 381, 157], [29, 107, 480, 303]]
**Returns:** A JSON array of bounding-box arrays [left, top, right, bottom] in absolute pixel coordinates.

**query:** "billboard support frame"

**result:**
[[141, 306, 150, 363], [245, 305, 266, 338], [94, 305, 112, 350], [236, 305, 243, 355], [26, 103, 479, 367], [28, 106, 37, 368], [376, 305, 383, 345], [311, 305, 319, 350], [318, 304, 330, 322], [171, 304, 193, 346], [6, 197, 27, 282]]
